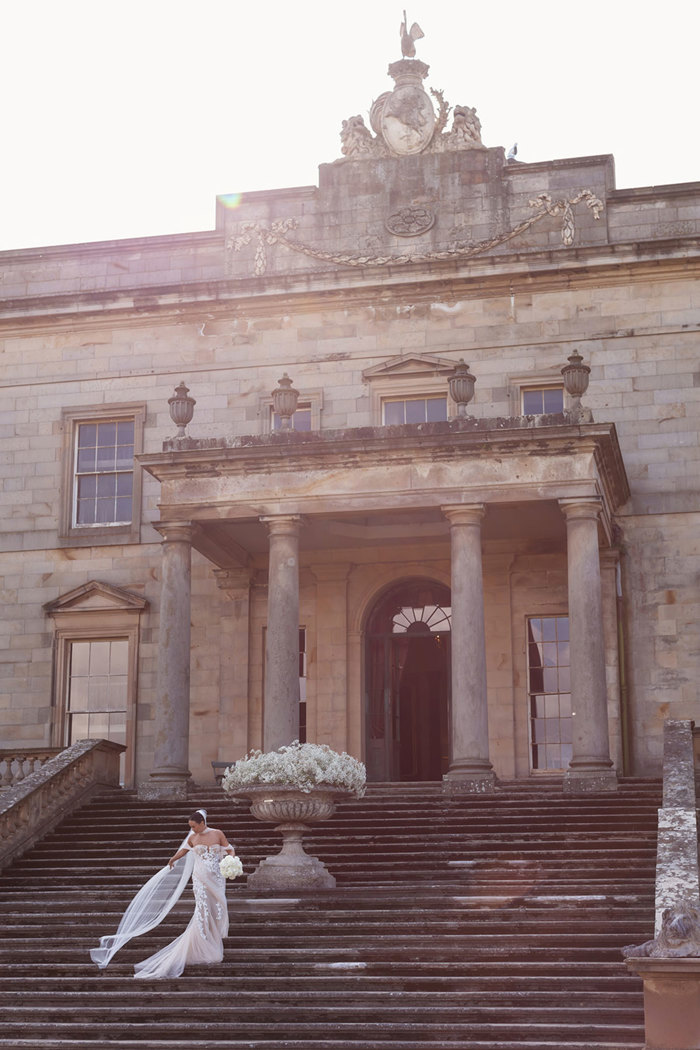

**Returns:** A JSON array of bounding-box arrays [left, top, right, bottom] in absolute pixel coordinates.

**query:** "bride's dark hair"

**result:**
[[189, 809, 207, 823]]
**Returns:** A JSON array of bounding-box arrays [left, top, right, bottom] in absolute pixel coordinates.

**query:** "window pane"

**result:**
[[70, 713, 89, 739], [542, 642, 558, 666], [97, 474, 116, 497], [115, 498, 132, 523], [76, 447, 97, 473], [97, 421, 117, 447], [116, 420, 134, 445], [96, 444, 117, 470], [541, 619, 557, 641], [68, 678, 88, 711], [96, 498, 116, 524], [293, 409, 312, 432], [116, 473, 133, 496], [529, 619, 543, 642], [542, 667, 558, 691], [89, 641, 111, 673], [557, 618, 570, 641], [543, 695, 560, 718], [522, 390, 543, 414], [426, 397, 447, 422], [543, 388, 564, 413], [76, 499, 96, 525], [70, 642, 91, 677], [384, 401, 404, 425], [558, 665, 571, 691], [78, 423, 97, 448], [559, 693, 572, 716], [109, 640, 129, 676], [405, 399, 425, 424], [77, 475, 96, 499]]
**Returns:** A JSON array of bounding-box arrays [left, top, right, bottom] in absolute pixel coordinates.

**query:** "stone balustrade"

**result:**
[[625, 719, 700, 1050], [0, 748, 63, 789], [0, 738, 125, 871]]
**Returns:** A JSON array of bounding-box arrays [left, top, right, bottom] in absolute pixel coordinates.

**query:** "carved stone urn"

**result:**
[[235, 784, 348, 891], [271, 373, 299, 431], [561, 351, 592, 422], [168, 381, 196, 437], [448, 359, 476, 417]]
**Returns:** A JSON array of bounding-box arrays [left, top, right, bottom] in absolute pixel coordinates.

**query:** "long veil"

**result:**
[[90, 834, 195, 968]]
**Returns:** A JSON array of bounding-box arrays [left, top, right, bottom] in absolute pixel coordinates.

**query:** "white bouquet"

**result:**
[[219, 855, 243, 880], [221, 741, 366, 798]]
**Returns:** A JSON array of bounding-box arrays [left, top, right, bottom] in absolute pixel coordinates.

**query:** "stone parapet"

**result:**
[[0, 739, 124, 871]]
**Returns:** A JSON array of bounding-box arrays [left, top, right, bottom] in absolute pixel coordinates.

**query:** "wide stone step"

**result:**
[[0, 1040, 646, 1050], [0, 1020, 644, 1041]]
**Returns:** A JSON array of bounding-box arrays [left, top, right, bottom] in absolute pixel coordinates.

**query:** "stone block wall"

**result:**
[[1, 150, 698, 781]]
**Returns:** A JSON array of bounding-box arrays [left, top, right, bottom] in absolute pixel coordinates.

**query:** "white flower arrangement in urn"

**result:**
[[221, 741, 366, 891], [221, 741, 366, 799]]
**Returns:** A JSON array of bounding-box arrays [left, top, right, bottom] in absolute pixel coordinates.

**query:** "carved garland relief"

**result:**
[[227, 191, 604, 277]]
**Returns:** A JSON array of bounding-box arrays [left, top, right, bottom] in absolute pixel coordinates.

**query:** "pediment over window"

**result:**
[[44, 581, 148, 615], [363, 354, 457, 380]]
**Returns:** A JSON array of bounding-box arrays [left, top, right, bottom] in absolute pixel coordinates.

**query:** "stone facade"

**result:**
[[1, 37, 698, 792]]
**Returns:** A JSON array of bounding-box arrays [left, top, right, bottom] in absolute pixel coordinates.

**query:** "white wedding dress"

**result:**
[[91, 836, 231, 979]]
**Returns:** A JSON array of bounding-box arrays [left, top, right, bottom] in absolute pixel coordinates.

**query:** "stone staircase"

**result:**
[[0, 778, 660, 1049]]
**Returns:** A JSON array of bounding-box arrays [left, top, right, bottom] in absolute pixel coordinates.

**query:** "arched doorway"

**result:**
[[365, 580, 451, 782]]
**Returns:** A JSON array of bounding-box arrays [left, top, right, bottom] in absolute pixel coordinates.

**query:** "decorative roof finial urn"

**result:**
[[272, 373, 299, 431], [168, 381, 196, 438], [561, 351, 593, 422], [448, 359, 476, 418]]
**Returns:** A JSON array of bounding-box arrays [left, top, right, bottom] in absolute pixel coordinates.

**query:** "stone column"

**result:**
[[141, 522, 194, 800], [442, 504, 495, 792], [311, 563, 351, 750], [559, 498, 617, 792], [214, 568, 253, 765], [261, 515, 302, 752]]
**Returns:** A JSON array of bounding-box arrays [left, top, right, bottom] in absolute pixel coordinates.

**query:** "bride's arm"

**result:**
[[215, 829, 236, 855], [168, 836, 194, 869]]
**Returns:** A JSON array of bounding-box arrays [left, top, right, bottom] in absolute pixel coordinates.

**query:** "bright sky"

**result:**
[[1, 0, 697, 252]]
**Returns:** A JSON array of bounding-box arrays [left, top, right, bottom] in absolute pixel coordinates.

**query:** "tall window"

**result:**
[[383, 395, 447, 425], [66, 639, 128, 744], [522, 387, 564, 414], [60, 404, 145, 544], [74, 420, 135, 526], [527, 615, 572, 770]]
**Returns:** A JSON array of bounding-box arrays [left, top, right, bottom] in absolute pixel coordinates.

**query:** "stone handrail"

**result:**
[[0, 748, 63, 788], [653, 719, 699, 934], [0, 738, 125, 872]]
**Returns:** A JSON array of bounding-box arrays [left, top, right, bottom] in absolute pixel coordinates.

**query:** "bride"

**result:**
[[90, 808, 238, 979]]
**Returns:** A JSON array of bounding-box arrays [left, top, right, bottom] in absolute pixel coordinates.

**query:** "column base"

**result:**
[[138, 770, 191, 801], [564, 767, 618, 794], [443, 770, 497, 794]]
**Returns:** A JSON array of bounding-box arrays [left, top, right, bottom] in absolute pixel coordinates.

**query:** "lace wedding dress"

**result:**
[[134, 843, 229, 979], [91, 837, 231, 979]]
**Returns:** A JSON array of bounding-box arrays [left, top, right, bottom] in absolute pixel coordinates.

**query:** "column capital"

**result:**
[[213, 567, 253, 593], [310, 562, 352, 584], [441, 503, 486, 527], [260, 514, 304, 538], [153, 521, 196, 544], [559, 497, 603, 522]]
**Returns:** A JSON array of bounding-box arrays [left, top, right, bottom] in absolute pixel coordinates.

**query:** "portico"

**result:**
[[138, 415, 629, 799]]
